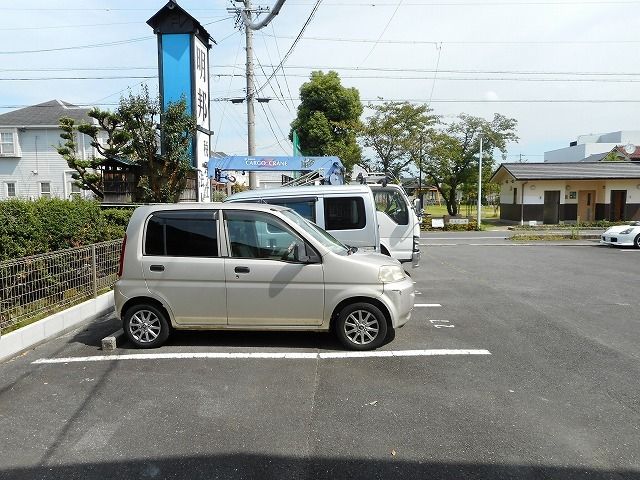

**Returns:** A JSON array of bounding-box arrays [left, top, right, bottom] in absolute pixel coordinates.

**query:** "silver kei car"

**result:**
[[114, 203, 415, 350], [600, 221, 640, 248]]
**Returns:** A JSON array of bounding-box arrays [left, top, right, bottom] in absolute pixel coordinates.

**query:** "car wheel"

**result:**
[[635, 233, 640, 249], [123, 304, 170, 349], [335, 303, 388, 351]]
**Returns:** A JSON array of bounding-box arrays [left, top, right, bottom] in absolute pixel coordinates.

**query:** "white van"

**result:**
[[114, 203, 414, 350], [369, 184, 421, 266], [227, 184, 421, 266], [226, 185, 381, 254]]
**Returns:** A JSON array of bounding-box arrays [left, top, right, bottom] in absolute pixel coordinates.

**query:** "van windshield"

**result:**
[[281, 209, 349, 255]]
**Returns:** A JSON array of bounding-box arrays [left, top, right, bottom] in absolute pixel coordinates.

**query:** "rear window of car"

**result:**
[[324, 197, 366, 230], [144, 211, 218, 257]]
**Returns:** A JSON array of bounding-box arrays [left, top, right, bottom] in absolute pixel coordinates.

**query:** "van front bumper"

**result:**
[[382, 277, 415, 328]]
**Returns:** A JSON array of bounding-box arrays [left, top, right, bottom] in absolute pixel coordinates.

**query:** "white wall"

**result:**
[[544, 130, 640, 162], [0, 128, 94, 200], [544, 143, 619, 162]]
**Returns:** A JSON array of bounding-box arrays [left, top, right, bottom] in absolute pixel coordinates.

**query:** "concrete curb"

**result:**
[[0, 292, 114, 363], [101, 329, 125, 351]]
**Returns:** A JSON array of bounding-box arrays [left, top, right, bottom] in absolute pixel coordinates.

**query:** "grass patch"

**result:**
[[510, 233, 580, 241], [423, 204, 499, 219]]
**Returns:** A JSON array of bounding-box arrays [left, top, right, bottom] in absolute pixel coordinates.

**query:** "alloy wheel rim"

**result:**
[[129, 310, 162, 343], [344, 310, 380, 345]]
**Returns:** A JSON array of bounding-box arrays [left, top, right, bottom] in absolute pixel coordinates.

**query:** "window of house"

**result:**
[[324, 197, 366, 230], [144, 211, 218, 257], [513, 187, 518, 205], [0, 131, 16, 155], [69, 182, 81, 197], [6, 182, 16, 198], [40, 182, 51, 198]]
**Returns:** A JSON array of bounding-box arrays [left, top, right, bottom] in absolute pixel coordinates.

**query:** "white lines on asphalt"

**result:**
[[32, 349, 491, 364], [421, 237, 504, 240], [414, 303, 442, 307]]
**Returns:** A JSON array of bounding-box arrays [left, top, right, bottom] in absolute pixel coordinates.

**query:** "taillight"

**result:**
[[413, 235, 420, 252], [117, 234, 127, 277]]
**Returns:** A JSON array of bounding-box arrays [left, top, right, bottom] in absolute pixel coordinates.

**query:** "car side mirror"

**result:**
[[297, 242, 320, 264]]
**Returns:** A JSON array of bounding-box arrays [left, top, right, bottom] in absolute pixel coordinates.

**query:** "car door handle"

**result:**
[[234, 266, 250, 274], [149, 265, 165, 272]]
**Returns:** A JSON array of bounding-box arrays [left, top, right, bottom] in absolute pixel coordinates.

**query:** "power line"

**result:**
[[12, 73, 640, 83], [261, 32, 640, 45], [214, 34, 245, 152], [7, 64, 640, 78], [255, 0, 323, 95], [213, 97, 640, 103], [0, 36, 152, 55], [270, 24, 296, 111], [1, 1, 637, 9], [360, 0, 403, 66], [213, 64, 640, 76]]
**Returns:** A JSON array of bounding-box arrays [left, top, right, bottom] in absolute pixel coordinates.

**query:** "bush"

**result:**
[[0, 199, 134, 261]]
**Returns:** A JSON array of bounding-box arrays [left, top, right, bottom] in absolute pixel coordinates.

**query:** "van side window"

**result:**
[[324, 197, 366, 230], [225, 210, 303, 260], [275, 200, 316, 222], [373, 190, 409, 225], [144, 211, 218, 257]]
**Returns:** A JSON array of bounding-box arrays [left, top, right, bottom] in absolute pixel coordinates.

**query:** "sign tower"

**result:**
[[147, 1, 213, 196]]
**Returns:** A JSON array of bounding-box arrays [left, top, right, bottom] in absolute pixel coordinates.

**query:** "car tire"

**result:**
[[634, 233, 640, 249], [335, 302, 388, 351], [123, 304, 170, 349]]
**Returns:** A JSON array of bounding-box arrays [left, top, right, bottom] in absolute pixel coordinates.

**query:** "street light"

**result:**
[[477, 137, 483, 229]]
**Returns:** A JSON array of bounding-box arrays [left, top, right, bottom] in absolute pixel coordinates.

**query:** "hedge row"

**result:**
[[0, 198, 134, 261]]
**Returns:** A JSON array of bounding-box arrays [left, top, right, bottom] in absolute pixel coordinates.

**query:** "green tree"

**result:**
[[425, 113, 518, 216], [360, 102, 437, 180], [57, 86, 196, 203], [289, 71, 363, 172]]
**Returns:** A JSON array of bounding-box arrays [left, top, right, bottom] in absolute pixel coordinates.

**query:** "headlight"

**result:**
[[379, 265, 406, 283], [620, 228, 633, 235]]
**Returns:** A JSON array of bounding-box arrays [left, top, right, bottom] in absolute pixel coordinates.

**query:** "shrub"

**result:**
[[0, 199, 134, 261], [0, 200, 46, 259]]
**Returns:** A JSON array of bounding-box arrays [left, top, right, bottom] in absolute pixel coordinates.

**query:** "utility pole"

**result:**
[[243, 0, 258, 189], [231, 0, 284, 189], [477, 136, 483, 229], [418, 137, 423, 211]]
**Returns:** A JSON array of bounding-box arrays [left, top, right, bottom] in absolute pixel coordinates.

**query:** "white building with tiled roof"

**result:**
[[0, 100, 97, 200], [491, 162, 640, 224]]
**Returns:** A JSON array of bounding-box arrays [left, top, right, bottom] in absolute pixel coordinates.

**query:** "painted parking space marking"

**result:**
[[420, 237, 504, 241], [430, 319, 454, 328], [414, 303, 442, 307], [32, 349, 491, 364]]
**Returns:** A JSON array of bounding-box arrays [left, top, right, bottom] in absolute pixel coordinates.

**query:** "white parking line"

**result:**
[[31, 349, 491, 364], [414, 303, 442, 307], [421, 237, 504, 240]]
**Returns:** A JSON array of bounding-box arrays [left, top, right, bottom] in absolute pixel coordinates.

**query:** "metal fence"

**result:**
[[0, 239, 122, 334]]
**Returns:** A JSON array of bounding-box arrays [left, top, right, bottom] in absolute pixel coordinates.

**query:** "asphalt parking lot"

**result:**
[[1, 233, 639, 480]]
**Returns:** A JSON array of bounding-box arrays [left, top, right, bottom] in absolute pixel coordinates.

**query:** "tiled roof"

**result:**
[[491, 162, 640, 181], [0, 100, 93, 127]]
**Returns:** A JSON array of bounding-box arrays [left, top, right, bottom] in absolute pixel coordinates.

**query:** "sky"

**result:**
[[2, 0, 640, 166]]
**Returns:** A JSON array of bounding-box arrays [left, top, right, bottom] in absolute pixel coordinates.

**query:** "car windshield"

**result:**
[[280, 209, 349, 255]]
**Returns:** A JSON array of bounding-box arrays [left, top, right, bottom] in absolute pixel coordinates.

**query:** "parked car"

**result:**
[[226, 185, 381, 254], [114, 203, 415, 350], [600, 222, 640, 248], [226, 183, 421, 266]]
